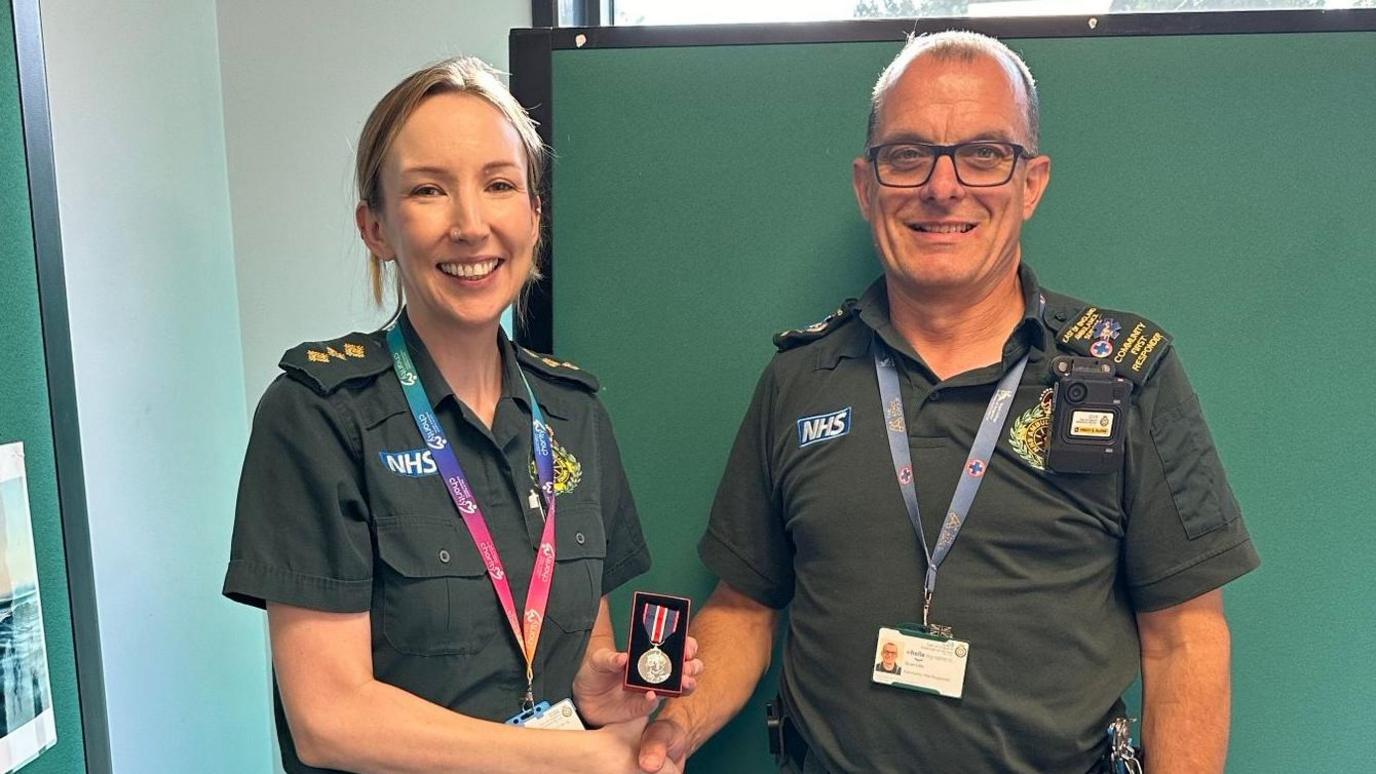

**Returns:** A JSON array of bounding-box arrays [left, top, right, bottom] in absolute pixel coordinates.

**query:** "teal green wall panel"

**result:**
[[551, 32, 1375, 772], [1, 4, 86, 772]]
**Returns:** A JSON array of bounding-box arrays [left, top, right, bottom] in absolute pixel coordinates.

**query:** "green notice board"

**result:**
[[550, 31, 1376, 772], [1, 4, 86, 773]]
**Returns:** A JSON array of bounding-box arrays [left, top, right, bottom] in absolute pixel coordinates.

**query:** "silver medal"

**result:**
[[636, 646, 672, 684]]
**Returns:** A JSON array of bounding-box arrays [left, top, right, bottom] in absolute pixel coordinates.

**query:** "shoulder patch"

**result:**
[[1050, 303, 1172, 386], [516, 347, 600, 392], [773, 300, 859, 351], [280, 332, 390, 395]]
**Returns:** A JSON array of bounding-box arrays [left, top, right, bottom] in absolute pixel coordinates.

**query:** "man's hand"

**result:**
[[637, 582, 781, 773], [584, 716, 685, 774], [638, 716, 689, 773], [573, 637, 703, 727]]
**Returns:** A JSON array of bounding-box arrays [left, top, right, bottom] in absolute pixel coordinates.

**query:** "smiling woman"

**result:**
[[354, 58, 547, 332], [221, 56, 700, 774]]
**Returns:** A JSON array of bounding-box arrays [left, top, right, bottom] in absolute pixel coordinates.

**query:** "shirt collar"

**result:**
[[397, 310, 529, 412], [852, 263, 1050, 373]]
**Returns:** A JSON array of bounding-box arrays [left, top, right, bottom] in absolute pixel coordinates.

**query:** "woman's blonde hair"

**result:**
[[355, 56, 547, 317]]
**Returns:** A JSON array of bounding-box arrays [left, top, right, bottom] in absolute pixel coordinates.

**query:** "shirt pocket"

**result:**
[[374, 515, 499, 656], [545, 504, 608, 634], [1149, 394, 1242, 539]]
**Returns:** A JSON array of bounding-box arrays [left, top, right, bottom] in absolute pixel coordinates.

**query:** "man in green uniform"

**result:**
[[639, 31, 1258, 774]]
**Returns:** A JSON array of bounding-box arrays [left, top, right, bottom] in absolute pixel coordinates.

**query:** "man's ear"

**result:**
[[1020, 153, 1052, 221], [852, 156, 875, 223]]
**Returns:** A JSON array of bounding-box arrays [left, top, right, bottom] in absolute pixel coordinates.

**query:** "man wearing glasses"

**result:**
[[639, 31, 1258, 774]]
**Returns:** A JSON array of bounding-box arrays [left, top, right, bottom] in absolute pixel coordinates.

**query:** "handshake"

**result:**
[[567, 636, 703, 774]]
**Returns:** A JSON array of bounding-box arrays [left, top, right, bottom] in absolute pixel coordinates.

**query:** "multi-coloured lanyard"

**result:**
[[873, 335, 1029, 636], [386, 325, 557, 710]]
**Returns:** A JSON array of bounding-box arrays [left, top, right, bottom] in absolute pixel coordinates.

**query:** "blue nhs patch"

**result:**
[[796, 407, 852, 448], [379, 448, 437, 477]]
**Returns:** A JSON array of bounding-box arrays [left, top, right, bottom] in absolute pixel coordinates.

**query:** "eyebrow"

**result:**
[[399, 165, 451, 178], [399, 161, 523, 177], [876, 131, 1017, 146]]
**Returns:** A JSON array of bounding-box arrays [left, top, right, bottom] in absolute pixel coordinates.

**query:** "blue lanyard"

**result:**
[[873, 336, 1029, 632], [385, 324, 557, 708]]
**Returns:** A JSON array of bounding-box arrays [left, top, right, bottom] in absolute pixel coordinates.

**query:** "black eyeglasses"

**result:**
[[867, 141, 1032, 188]]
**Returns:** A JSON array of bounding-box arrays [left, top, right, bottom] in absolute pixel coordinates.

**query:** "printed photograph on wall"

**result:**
[[0, 443, 56, 772]]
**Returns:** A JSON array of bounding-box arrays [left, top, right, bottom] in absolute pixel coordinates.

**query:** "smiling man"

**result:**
[[638, 31, 1259, 774]]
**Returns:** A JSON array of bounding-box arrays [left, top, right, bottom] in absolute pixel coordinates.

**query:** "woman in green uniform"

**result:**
[[223, 57, 698, 773]]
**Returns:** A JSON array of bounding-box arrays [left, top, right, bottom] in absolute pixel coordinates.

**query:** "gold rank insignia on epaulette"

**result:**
[[1052, 304, 1173, 386], [516, 346, 601, 392], [280, 333, 390, 394], [773, 299, 859, 351]]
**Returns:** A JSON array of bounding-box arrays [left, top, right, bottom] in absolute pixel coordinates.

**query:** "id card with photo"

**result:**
[[871, 626, 970, 699], [505, 698, 585, 730]]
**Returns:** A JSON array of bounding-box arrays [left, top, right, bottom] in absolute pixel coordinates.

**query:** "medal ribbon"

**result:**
[[873, 335, 1029, 621], [641, 604, 680, 646], [386, 325, 558, 704]]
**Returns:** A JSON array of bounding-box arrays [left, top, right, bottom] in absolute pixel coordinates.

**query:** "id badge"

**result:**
[[872, 626, 970, 699], [505, 698, 584, 730]]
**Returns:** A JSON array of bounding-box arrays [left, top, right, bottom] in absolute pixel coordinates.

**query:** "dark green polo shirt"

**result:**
[[700, 266, 1258, 774], [223, 315, 650, 773]]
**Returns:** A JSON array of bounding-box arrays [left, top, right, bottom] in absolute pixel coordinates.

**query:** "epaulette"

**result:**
[[279, 333, 390, 395], [773, 300, 859, 351], [516, 347, 600, 392], [1043, 296, 1172, 387]]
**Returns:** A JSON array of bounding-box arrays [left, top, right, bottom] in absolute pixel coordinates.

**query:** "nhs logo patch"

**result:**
[[379, 448, 437, 478], [796, 407, 852, 448]]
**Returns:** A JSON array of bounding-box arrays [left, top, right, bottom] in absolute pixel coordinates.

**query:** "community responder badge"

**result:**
[[529, 423, 581, 495], [1008, 389, 1055, 470]]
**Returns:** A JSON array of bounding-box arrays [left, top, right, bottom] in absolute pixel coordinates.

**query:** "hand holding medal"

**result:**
[[623, 592, 693, 696], [571, 595, 701, 727]]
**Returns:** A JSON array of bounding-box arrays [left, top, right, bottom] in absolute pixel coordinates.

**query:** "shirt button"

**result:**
[[575, 532, 586, 545], [929, 390, 941, 401], [438, 549, 451, 563]]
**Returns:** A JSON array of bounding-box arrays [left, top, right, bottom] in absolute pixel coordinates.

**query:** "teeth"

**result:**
[[917, 224, 974, 234], [440, 259, 499, 279]]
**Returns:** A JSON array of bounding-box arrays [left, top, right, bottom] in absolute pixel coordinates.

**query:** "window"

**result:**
[[604, 0, 1371, 26]]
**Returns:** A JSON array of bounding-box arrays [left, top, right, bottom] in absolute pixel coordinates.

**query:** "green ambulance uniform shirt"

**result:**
[[700, 265, 1259, 774], [223, 314, 650, 774]]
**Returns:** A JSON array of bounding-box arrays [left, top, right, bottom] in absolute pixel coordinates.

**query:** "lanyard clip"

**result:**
[[521, 671, 536, 712], [922, 589, 933, 629]]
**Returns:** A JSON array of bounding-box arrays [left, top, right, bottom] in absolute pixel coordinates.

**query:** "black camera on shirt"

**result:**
[[1047, 357, 1132, 474]]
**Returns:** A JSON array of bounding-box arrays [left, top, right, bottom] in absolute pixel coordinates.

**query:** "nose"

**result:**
[[922, 154, 965, 202], [448, 192, 490, 242]]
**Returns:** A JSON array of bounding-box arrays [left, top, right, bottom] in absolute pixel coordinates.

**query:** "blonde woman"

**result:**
[[224, 57, 698, 774]]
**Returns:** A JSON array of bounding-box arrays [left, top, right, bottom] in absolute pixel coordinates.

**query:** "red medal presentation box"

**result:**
[[623, 591, 692, 696]]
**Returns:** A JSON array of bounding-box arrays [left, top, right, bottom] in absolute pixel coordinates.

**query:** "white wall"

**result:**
[[40, 2, 528, 770], [216, 0, 531, 404], [40, 1, 269, 772]]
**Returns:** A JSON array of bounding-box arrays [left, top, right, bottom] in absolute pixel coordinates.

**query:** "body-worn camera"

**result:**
[[1046, 357, 1132, 474]]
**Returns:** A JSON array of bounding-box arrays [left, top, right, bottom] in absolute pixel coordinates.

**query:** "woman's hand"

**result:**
[[573, 636, 703, 727]]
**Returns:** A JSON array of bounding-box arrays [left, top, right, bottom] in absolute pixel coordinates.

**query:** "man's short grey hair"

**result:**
[[866, 31, 1040, 154]]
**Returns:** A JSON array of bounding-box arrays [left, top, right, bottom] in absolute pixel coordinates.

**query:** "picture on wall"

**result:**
[[0, 443, 56, 772]]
